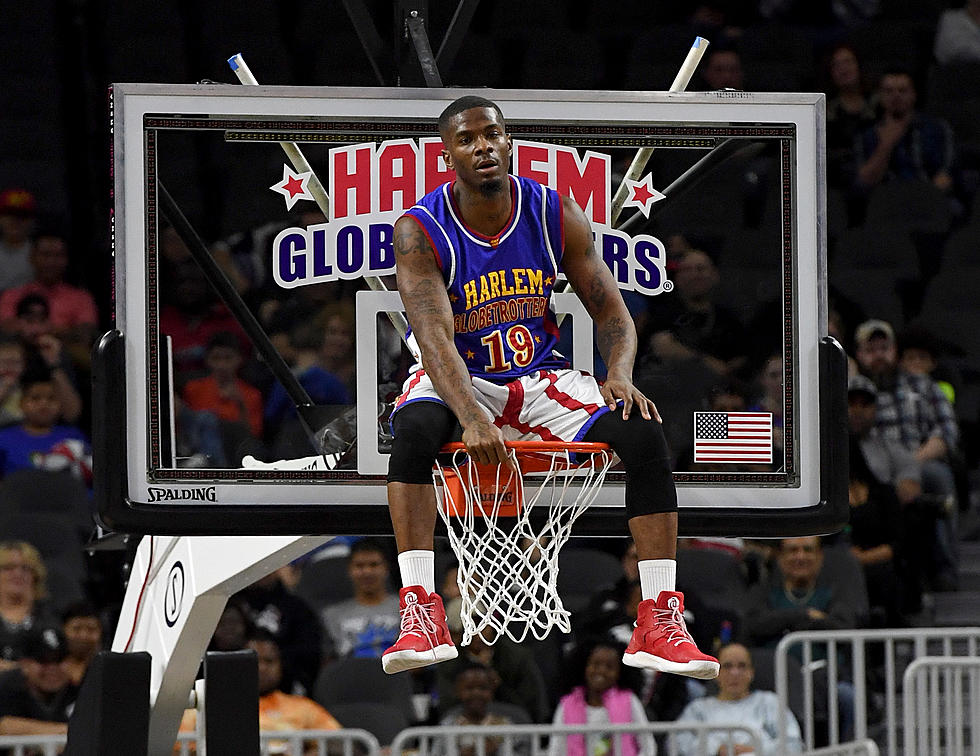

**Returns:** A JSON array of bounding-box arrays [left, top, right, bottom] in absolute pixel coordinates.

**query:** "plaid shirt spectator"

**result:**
[[870, 371, 959, 454]]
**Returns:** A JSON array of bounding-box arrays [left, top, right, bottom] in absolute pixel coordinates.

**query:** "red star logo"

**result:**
[[630, 182, 654, 206], [621, 173, 665, 218], [270, 165, 315, 210], [282, 175, 305, 199]]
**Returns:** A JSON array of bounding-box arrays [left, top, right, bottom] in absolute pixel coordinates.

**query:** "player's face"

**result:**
[[441, 107, 512, 194]]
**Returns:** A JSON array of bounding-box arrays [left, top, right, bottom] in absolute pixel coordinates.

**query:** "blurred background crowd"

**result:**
[[0, 0, 979, 748]]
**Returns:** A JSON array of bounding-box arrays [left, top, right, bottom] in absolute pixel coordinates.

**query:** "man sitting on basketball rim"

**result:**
[[382, 95, 719, 681]]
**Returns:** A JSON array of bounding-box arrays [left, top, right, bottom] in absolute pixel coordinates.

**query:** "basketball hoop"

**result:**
[[434, 441, 615, 646]]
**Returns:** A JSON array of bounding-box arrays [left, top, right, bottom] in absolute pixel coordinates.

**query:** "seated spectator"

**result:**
[[320, 539, 399, 662], [0, 369, 91, 483], [856, 69, 955, 194], [748, 354, 785, 455], [0, 232, 98, 368], [824, 44, 877, 194], [0, 337, 28, 426], [182, 629, 341, 755], [0, 543, 58, 672], [742, 537, 863, 647], [934, 0, 980, 65], [236, 568, 322, 696], [437, 598, 550, 724], [1, 304, 83, 425], [572, 570, 695, 728], [264, 320, 351, 454], [0, 189, 37, 293], [898, 326, 960, 411], [741, 537, 862, 744], [0, 625, 76, 738], [697, 45, 744, 90], [60, 602, 103, 687], [159, 259, 248, 382], [673, 642, 803, 756], [208, 599, 252, 656], [437, 660, 531, 756], [854, 319, 959, 496], [846, 442, 908, 627], [640, 250, 749, 380], [548, 637, 656, 756], [182, 331, 263, 439], [318, 301, 357, 400]]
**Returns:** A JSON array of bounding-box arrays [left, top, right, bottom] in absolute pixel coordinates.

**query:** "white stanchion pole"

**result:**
[[608, 36, 709, 226], [227, 53, 410, 340]]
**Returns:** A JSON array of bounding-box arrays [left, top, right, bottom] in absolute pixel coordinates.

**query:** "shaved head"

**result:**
[[438, 96, 505, 141]]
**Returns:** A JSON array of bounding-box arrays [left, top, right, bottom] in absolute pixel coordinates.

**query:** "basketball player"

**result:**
[[381, 96, 719, 681]]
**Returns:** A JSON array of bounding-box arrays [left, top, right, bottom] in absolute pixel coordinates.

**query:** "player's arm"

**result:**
[[559, 195, 658, 422], [393, 216, 509, 464]]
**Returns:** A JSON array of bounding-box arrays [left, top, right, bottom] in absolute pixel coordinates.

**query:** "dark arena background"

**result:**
[[1, 1, 980, 755]]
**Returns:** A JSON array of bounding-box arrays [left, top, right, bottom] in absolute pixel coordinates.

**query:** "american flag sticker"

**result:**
[[694, 412, 773, 464]]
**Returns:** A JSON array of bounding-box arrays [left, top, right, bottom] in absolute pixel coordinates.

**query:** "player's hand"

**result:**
[[461, 420, 512, 467], [601, 375, 661, 422]]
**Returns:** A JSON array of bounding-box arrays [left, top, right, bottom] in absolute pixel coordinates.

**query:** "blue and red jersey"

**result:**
[[402, 175, 569, 382]]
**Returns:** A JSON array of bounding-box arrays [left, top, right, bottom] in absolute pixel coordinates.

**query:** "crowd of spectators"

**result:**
[[0, 0, 978, 749]]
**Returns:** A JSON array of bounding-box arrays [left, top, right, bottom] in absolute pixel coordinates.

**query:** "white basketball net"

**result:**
[[433, 444, 615, 647]]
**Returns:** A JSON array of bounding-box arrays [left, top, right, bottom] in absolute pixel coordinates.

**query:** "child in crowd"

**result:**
[[437, 660, 530, 756], [549, 637, 656, 756], [0, 369, 90, 482], [182, 330, 264, 440]]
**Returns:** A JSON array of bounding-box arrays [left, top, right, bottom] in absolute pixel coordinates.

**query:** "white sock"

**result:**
[[398, 550, 435, 594], [638, 559, 676, 601]]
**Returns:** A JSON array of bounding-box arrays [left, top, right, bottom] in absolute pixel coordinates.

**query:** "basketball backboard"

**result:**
[[95, 85, 846, 536]]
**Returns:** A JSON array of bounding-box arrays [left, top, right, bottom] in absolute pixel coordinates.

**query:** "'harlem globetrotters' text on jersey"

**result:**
[[402, 175, 569, 382]]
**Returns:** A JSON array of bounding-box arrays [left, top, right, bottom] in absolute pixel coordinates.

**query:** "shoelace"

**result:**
[[398, 599, 440, 655], [653, 606, 696, 647]]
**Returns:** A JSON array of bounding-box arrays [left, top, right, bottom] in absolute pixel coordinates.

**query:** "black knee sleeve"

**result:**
[[584, 410, 677, 518], [387, 402, 459, 484]]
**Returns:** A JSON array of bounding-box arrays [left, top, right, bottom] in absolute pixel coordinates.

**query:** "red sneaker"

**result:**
[[381, 586, 458, 674], [623, 591, 720, 679]]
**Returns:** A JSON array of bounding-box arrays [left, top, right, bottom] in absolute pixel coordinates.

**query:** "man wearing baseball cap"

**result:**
[[853, 317, 961, 590], [853, 318, 958, 489], [0, 189, 37, 293], [0, 625, 77, 736]]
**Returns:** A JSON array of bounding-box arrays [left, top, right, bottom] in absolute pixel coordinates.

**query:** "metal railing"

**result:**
[[803, 739, 881, 756], [903, 656, 980, 756], [775, 627, 980, 753], [0, 734, 66, 756], [173, 728, 381, 755], [390, 721, 765, 756]]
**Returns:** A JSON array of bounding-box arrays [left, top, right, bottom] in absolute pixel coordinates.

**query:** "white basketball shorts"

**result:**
[[392, 368, 611, 442]]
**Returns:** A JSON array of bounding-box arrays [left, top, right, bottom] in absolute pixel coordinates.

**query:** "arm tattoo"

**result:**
[[585, 273, 608, 312], [394, 225, 426, 257], [597, 317, 629, 362]]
